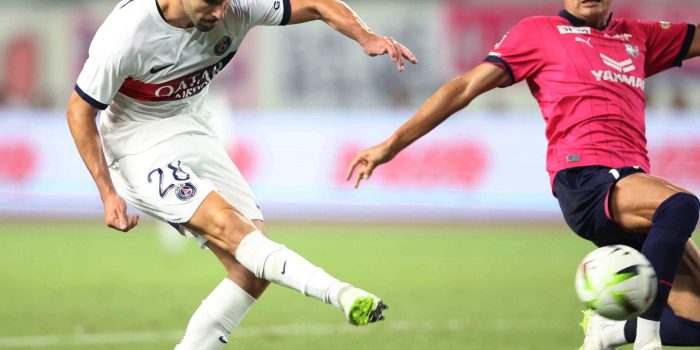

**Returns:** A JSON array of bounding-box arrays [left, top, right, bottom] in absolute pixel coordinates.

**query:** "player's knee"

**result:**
[[209, 210, 256, 251], [654, 192, 700, 238]]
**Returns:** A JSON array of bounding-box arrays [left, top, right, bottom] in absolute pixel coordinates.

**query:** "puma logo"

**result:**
[[575, 36, 593, 48]]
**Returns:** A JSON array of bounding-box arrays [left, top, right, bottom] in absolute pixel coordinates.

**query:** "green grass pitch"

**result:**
[[0, 220, 695, 349]]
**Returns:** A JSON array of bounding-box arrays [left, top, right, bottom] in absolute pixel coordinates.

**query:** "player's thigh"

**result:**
[[109, 137, 216, 225], [184, 137, 264, 241], [668, 239, 700, 321], [194, 139, 262, 222], [206, 219, 269, 298], [610, 173, 692, 232]]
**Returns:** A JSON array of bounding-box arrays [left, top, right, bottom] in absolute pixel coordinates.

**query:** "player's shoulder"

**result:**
[[512, 15, 563, 30], [91, 0, 154, 55], [607, 17, 658, 36]]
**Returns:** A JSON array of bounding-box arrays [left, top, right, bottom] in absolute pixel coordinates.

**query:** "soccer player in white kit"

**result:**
[[66, 0, 417, 348]]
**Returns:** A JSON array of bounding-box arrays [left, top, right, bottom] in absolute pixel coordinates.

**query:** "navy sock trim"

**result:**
[[640, 192, 699, 320], [624, 317, 637, 343]]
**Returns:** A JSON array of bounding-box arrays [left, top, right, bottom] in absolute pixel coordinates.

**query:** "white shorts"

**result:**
[[109, 132, 263, 247]]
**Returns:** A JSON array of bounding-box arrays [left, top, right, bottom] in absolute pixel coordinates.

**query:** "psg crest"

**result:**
[[214, 36, 232, 56], [175, 182, 197, 201]]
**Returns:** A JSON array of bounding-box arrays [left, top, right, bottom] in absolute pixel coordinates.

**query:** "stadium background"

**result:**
[[1, 0, 699, 349]]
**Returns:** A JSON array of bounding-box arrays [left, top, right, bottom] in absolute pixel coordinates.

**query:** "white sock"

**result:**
[[234, 230, 348, 309], [174, 278, 256, 350], [634, 318, 661, 349], [602, 320, 628, 347]]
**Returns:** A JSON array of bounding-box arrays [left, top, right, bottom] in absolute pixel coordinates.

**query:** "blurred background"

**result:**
[[2, 0, 700, 220], [1, 1, 700, 349]]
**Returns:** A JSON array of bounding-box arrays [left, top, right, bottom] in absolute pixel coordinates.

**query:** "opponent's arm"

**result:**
[[686, 24, 700, 59], [346, 63, 510, 188], [287, 0, 417, 71], [66, 91, 138, 232]]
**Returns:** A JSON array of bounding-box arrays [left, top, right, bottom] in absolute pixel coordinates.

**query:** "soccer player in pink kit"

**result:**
[[67, 0, 416, 349], [347, 1, 700, 349]]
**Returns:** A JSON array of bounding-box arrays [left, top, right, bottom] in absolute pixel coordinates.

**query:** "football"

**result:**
[[574, 245, 657, 320]]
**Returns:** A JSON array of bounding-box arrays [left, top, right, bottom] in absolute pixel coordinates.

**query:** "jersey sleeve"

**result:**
[[640, 20, 696, 77], [246, 0, 291, 26], [75, 33, 132, 110], [483, 19, 544, 86]]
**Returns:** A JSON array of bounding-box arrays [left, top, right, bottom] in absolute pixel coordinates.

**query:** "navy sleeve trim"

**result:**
[[75, 85, 109, 110], [280, 0, 291, 26], [483, 55, 515, 86], [674, 23, 696, 67]]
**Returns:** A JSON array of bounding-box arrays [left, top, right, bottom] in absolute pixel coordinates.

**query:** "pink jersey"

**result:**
[[484, 10, 695, 185]]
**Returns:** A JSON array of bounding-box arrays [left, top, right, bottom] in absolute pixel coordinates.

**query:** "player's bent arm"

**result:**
[[286, 0, 416, 70], [66, 91, 113, 197], [66, 91, 138, 232], [347, 63, 509, 187], [384, 63, 509, 158], [686, 23, 700, 59]]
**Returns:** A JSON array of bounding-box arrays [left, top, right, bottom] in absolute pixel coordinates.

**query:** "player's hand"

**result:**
[[346, 142, 396, 188], [361, 35, 417, 71], [102, 192, 139, 232]]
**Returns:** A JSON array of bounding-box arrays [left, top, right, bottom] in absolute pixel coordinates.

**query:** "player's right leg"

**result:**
[[185, 192, 387, 326]]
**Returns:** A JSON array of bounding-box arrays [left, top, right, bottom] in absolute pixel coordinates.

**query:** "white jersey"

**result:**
[[76, 0, 290, 162]]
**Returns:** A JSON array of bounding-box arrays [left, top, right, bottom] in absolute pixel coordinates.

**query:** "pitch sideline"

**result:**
[[0, 319, 567, 348]]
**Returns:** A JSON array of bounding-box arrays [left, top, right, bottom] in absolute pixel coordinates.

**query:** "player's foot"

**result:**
[[338, 286, 387, 326], [579, 310, 615, 350]]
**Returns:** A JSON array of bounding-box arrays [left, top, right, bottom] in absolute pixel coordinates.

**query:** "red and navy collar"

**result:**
[[558, 9, 612, 30]]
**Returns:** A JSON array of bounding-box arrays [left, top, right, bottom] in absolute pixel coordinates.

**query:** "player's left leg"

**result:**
[[668, 239, 700, 322], [610, 173, 700, 349], [622, 240, 700, 347], [174, 220, 270, 350]]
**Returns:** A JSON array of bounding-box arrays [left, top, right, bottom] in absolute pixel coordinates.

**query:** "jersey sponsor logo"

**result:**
[[175, 182, 197, 201], [624, 43, 640, 58], [575, 36, 593, 48], [214, 36, 232, 56], [590, 70, 645, 90], [118, 51, 236, 102], [149, 63, 174, 74], [593, 53, 643, 90], [558, 26, 591, 35], [600, 53, 635, 73]]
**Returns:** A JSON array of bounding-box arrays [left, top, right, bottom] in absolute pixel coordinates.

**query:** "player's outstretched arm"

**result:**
[[346, 63, 510, 188], [686, 23, 700, 59], [287, 0, 417, 71], [66, 92, 139, 232]]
